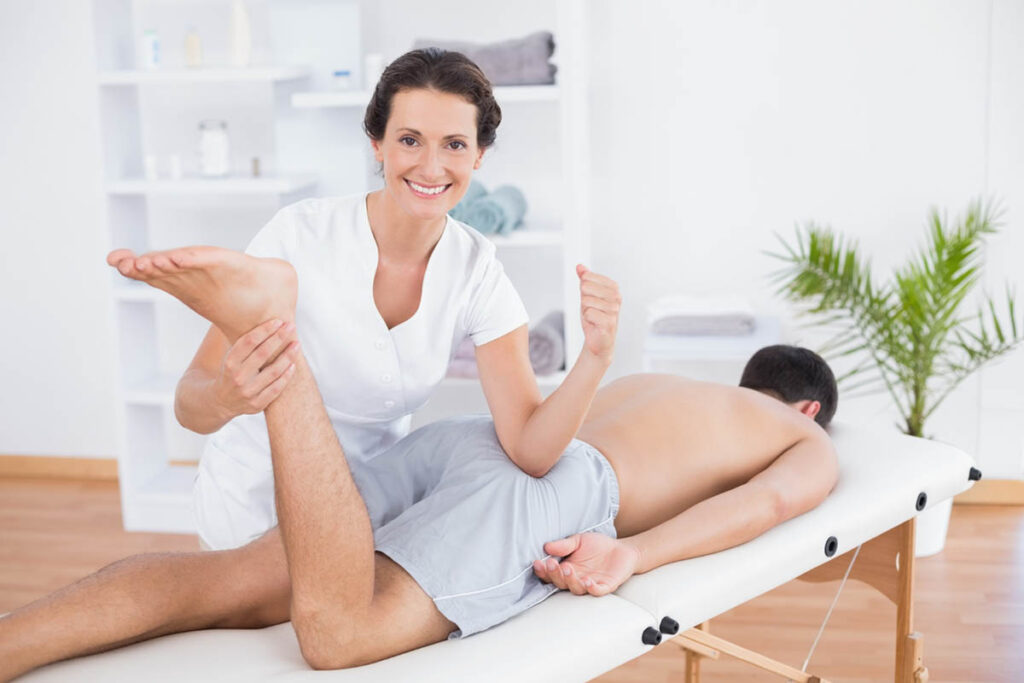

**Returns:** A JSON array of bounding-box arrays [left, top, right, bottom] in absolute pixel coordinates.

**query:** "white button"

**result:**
[[381, 373, 392, 383], [384, 400, 395, 409], [374, 339, 387, 350]]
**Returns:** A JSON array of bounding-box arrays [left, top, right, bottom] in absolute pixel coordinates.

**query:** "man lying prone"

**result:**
[[0, 246, 837, 679]]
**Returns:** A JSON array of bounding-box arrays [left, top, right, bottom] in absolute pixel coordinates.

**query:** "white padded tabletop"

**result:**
[[615, 421, 976, 627], [19, 422, 976, 683]]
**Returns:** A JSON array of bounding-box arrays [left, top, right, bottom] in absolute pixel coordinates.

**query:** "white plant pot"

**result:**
[[914, 496, 953, 557]]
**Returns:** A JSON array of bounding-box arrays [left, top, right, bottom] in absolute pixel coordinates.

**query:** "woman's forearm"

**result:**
[[513, 350, 611, 477], [174, 368, 233, 435]]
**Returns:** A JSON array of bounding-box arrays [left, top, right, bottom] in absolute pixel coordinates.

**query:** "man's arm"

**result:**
[[534, 428, 838, 594], [626, 429, 838, 573]]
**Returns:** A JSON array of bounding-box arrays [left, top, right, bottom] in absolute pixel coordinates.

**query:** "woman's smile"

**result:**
[[405, 179, 453, 199]]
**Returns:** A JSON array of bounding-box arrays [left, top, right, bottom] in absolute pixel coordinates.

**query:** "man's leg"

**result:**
[[109, 246, 455, 669], [0, 528, 291, 682]]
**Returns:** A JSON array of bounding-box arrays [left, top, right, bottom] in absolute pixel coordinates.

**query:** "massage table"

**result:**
[[20, 422, 978, 682]]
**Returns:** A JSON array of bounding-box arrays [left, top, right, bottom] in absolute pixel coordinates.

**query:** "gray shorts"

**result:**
[[349, 415, 621, 639]]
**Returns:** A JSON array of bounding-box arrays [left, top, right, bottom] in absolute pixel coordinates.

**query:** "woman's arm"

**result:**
[[476, 266, 620, 477], [175, 321, 300, 434]]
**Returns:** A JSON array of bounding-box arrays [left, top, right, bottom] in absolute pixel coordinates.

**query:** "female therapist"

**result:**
[[171, 48, 622, 551]]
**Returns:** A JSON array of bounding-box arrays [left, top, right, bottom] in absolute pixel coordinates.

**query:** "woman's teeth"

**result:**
[[407, 180, 450, 196]]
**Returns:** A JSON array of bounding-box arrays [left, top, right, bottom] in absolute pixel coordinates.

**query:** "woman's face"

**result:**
[[372, 88, 485, 223]]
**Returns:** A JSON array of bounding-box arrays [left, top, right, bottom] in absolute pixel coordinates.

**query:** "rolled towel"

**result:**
[[459, 185, 527, 234], [647, 295, 755, 336], [413, 31, 556, 86], [449, 180, 488, 223], [529, 310, 565, 375]]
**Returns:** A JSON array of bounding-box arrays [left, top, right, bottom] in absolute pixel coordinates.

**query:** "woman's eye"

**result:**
[[399, 136, 417, 146], [448, 140, 466, 150]]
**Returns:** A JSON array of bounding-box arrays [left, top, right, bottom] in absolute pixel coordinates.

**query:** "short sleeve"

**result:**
[[464, 255, 530, 346], [244, 205, 299, 261]]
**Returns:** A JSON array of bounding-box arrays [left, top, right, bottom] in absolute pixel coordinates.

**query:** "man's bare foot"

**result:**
[[107, 246, 297, 342]]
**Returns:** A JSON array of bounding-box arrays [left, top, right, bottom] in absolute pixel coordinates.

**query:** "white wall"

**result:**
[[0, 0, 119, 457], [587, 0, 1022, 476], [1, 0, 1020, 475]]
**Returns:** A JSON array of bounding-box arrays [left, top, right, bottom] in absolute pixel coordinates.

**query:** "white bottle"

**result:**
[[230, 0, 251, 67], [198, 120, 230, 177], [184, 27, 203, 68], [141, 29, 160, 69]]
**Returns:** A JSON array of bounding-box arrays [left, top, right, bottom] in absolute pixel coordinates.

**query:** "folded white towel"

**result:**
[[647, 295, 755, 336]]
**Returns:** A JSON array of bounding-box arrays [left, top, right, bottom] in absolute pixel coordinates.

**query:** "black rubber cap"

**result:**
[[824, 536, 838, 557], [659, 616, 680, 635], [969, 467, 983, 481], [915, 492, 928, 511], [642, 626, 662, 645]]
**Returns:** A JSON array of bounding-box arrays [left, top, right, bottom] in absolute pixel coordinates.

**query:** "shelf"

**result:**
[[442, 370, 567, 388], [107, 174, 318, 196], [292, 85, 561, 109], [124, 374, 179, 406], [486, 230, 563, 247], [98, 66, 312, 85]]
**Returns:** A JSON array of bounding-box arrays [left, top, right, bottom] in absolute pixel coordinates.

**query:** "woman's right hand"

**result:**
[[212, 319, 301, 417]]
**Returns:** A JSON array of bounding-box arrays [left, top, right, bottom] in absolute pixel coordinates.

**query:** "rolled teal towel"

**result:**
[[449, 180, 488, 222], [460, 185, 527, 234]]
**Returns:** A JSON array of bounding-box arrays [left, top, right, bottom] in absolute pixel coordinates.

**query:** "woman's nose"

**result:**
[[420, 147, 444, 179]]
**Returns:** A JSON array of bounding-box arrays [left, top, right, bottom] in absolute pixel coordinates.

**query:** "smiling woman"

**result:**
[[160, 48, 624, 552]]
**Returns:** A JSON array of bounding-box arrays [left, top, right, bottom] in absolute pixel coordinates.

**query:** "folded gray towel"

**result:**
[[450, 180, 488, 223], [529, 310, 564, 375], [413, 31, 556, 86], [460, 185, 527, 234]]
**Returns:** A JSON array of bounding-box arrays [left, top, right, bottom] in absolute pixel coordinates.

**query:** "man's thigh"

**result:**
[[196, 526, 292, 630], [352, 552, 456, 662]]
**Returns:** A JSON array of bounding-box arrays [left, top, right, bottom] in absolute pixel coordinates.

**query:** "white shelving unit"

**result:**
[[106, 174, 318, 195], [93, 0, 321, 533], [95, 0, 591, 532], [97, 65, 312, 85]]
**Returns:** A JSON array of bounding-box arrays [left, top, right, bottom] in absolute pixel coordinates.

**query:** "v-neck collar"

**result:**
[[358, 193, 452, 333]]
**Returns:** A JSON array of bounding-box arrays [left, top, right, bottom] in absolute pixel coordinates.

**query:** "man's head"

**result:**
[[739, 345, 838, 428]]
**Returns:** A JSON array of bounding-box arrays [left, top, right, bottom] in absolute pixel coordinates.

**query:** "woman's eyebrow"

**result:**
[[396, 127, 469, 141]]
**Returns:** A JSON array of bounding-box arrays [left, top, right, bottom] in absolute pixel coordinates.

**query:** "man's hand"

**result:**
[[532, 532, 640, 597], [576, 265, 620, 363]]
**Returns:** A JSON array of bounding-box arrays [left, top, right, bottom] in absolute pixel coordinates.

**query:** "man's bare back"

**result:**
[[579, 374, 833, 538]]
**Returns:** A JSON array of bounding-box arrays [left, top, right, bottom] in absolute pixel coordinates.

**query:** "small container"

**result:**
[[331, 69, 353, 90], [184, 27, 203, 68], [198, 120, 230, 177], [141, 29, 160, 69]]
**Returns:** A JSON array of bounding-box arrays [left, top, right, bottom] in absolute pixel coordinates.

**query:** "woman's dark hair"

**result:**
[[363, 48, 502, 149], [739, 345, 838, 428]]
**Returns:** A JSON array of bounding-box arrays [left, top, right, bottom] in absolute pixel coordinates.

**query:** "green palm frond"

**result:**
[[770, 198, 1023, 437]]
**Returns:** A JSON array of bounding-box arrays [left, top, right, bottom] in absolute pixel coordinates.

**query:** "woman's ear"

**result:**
[[474, 148, 485, 170], [371, 138, 384, 163]]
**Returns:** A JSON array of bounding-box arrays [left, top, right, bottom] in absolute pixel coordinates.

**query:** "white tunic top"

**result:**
[[193, 193, 529, 549]]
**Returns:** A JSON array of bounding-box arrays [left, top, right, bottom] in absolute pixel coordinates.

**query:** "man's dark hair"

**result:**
[[739, 345, 838, 428], [363, 48, 502, 149]]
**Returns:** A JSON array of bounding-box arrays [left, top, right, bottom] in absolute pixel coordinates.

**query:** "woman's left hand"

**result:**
[[576, 264, 621, 363]]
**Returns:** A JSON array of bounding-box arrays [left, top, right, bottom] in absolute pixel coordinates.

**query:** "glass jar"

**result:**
[[198, 120, 230, 177]]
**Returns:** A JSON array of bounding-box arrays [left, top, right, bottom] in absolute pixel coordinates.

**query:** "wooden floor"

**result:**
[[1, 477, 1022, 682]]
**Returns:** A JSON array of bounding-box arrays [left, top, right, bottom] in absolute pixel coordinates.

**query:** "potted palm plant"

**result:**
[[771, 199, 1022, 555]]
